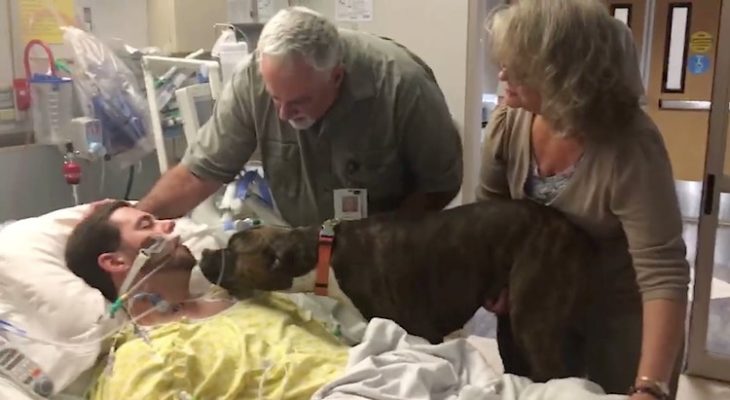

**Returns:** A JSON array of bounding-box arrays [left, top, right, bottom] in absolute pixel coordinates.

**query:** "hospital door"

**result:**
[[645, 0, 721, 181], [604, 0, 647, 64], [625, 0, 730, 383]]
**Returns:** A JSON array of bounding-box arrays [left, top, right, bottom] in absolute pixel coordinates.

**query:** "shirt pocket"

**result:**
[[262, 141, 301, 198], [343, 148, 405, 198]]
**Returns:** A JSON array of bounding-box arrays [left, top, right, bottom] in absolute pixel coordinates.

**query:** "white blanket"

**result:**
[[313, 318, 628, 400]]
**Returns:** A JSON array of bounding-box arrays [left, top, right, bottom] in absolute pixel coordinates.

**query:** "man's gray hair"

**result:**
[[257, 6, 342, 71]]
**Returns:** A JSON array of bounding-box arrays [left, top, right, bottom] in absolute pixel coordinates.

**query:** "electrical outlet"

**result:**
[[0, 108, 16, 122], [0, 88, 13, 109]]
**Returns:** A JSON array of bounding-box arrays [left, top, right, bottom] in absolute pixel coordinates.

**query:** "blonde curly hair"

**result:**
[[486, 0, 639, 137]]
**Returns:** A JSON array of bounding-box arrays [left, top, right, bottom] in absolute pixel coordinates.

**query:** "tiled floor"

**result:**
[[464, 311, 730, 398], [677, 375, 730, 399], [683, 222, 730, 356]]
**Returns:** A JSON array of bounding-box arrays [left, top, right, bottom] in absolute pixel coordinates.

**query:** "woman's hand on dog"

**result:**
[[484, 288, 509, 315]]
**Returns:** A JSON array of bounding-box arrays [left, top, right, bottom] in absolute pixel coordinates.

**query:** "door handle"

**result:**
[[659, 99, 730, 111]]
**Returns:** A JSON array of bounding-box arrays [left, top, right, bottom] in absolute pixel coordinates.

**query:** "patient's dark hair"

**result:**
[[65, 201, 131, 301]]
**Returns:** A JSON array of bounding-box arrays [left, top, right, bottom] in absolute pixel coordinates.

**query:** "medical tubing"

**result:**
[[0, 304, 155, 350], [216, 247, 226, 288], [124, 165, 135, 200], [5, 295, 233, 349], [3, 306, 160, 350], [0, 260, 171, 349], [111, 260, 168, 316], [1, 254, 231, 349], [150, 251, 228, 305], [117, 254, 172, 304], [121, 249, 229, 311], [1, 293, 235, 350], [1, 320, 123, 350]]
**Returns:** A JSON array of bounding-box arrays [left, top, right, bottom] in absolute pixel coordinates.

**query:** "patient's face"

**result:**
[[109, 207, 177, 254], [97, 206, 196, 290], [108, 207, 196, 272]]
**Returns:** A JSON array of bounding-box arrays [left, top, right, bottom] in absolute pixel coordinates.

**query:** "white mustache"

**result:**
[[288, 117, 315, 130]]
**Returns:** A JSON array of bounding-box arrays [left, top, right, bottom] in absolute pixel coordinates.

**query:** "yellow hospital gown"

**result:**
[[91, 293, 349, 400]]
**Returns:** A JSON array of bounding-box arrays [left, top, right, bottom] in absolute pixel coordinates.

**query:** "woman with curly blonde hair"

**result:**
[[479, 1, 689, 399]]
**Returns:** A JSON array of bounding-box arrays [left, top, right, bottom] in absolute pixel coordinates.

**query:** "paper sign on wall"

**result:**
[[335, 0, 373, 22], [689, 31, 713, 54], [257, 0, 277, 21], [19, 0, 75, 44]]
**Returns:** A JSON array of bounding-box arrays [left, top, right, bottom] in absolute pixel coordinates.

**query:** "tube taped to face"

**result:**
[[110, 235, 180, 317]]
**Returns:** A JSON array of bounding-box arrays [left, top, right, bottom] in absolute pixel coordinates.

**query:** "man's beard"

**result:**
[[140, 245, 196, 275], [288, 116, 316, 130], [167, 245, 197, 271]]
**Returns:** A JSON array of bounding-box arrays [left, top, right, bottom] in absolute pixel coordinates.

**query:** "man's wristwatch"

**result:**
[[628, 377, 671, 400]]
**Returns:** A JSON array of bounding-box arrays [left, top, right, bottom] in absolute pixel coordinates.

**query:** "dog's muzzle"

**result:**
[[199, 248, 235, 288]]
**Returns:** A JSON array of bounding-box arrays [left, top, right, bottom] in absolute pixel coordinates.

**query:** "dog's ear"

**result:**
[[228, 228, 267, 253], [269, 227, 318, 276]]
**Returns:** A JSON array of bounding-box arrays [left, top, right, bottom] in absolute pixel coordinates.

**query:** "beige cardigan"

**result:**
[[478, 106, 690, 313]]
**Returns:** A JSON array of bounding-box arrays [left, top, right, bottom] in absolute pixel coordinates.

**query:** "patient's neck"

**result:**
[[128, 269, 191, 324], [128, 269, 233, 325]]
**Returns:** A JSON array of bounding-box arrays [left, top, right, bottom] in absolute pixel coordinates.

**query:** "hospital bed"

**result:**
[[0, 203, 509, 400], [0, 203, 638, 400]]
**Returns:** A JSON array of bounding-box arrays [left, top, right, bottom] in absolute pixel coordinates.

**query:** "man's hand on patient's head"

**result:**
[[69, 199, 117, 227], [84, 199, 116, 218]]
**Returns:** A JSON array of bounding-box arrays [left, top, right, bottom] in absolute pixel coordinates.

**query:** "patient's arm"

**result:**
[[136, 165, 221, 219]]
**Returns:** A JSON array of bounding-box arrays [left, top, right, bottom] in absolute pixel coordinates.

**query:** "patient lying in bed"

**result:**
[[65, 201, 348, 399]]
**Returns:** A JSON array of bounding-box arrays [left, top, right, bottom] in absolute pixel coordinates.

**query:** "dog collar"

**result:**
[[315, 220, 338, 296]]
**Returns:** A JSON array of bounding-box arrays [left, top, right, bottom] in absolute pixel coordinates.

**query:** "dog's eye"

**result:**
[[270, 258, 281, 271]]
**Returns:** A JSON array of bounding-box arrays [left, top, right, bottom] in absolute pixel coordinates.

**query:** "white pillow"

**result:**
[[0, 204, 225, 396]]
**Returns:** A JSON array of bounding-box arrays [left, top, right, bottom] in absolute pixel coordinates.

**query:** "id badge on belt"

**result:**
[[334, 189, 368, 220]]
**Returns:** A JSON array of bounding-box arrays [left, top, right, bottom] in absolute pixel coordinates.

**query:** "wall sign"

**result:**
[[257, 0, 277, 21], [689, 31, 713, 53], [335, 0, 373, 22], [688, 54, 711, 75], [19, 0, 75, 44]]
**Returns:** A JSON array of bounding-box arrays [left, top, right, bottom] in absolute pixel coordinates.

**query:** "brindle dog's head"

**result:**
[[199, 225, 319, 298]]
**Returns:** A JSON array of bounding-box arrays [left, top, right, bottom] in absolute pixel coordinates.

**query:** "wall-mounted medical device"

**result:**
[[141, 56, 222, 173], [66, 117, 106, 161], [175, 83, 215, 145]]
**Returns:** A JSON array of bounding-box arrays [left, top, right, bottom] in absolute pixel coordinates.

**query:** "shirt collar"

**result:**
[[315, 58, 375, 134]]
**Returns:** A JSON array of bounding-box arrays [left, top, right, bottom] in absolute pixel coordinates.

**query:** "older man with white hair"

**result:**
[[137, 7, 463, 227]]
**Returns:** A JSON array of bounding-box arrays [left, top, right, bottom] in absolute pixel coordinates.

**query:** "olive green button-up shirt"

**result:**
[[182, 30, 463, 227]]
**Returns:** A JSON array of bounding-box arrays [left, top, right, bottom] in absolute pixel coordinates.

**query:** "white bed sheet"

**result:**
[[3, 309, 622, 400], [313, 318, 627, 400]]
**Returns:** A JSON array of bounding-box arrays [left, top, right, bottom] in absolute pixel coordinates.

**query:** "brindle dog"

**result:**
[[199, 198, 595, 382]]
